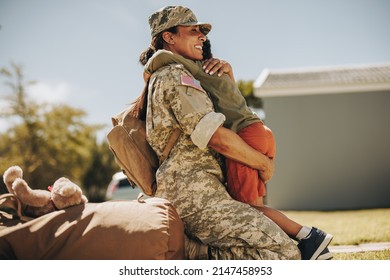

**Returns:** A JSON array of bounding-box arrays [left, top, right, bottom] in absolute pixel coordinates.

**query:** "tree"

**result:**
[[237, 79, 263, 109], [0, 63, 107, 198], [82, 141, 118, 202]]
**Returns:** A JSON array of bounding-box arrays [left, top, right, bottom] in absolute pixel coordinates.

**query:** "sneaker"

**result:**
[[298, 227, 333, 260], [317, 247, 333, 260]]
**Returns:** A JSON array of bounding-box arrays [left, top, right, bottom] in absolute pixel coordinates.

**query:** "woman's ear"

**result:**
[[162, 32, 174, 45]]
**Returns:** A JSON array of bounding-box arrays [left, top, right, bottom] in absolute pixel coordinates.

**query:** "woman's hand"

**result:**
[[259, 158, 274, 183], [208, 126, 274, 182], [202, 58, 235, 81]]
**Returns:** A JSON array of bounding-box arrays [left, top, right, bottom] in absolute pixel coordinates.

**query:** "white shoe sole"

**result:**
[[311, 233, 333, 260], [317, 250, 333, 260]]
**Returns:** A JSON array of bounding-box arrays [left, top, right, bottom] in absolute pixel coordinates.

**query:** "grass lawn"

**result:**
[[282, 208, 390, 260]]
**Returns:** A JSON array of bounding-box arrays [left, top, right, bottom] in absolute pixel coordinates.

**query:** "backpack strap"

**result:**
[[159, 128, 181, 165]]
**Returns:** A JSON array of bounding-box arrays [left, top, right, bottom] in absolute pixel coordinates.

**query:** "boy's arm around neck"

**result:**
[[144, 50, 202, 77]]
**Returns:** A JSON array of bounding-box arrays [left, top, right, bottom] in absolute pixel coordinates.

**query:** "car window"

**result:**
[[118, 178, 131, 188]]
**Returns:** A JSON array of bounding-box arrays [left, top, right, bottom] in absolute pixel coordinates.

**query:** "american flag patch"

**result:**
[[180, 75, 205, 92]]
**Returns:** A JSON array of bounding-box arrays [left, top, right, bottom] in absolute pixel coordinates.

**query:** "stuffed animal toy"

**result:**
[[2, 165, 88, 219]]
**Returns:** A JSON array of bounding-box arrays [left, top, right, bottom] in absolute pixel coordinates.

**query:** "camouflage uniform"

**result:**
[[146, 64, 300, 260]]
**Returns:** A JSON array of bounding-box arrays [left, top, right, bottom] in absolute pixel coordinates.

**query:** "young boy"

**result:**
[[144, 42, 333, 260]]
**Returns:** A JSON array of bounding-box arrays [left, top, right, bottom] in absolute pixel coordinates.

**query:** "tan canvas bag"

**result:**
[[107, 107, 180, 196]]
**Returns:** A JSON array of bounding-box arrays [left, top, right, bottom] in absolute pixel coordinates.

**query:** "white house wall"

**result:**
[[261, 90, 390, 210]]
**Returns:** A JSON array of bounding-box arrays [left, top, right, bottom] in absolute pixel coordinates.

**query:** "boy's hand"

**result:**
[[203, 58, 235, 81]]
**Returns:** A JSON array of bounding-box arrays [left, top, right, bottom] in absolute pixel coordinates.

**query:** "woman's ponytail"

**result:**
[[130, 26, 178, 120], [138, 26, 177, 66], [139, 43, 157, 66]]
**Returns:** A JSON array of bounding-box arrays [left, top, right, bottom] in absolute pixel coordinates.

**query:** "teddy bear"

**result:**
[[2, 165, 88, 219]]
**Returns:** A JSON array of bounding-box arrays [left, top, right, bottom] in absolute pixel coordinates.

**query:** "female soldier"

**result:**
[[143, 46, 333, 260], [133, 5, 302, 260]]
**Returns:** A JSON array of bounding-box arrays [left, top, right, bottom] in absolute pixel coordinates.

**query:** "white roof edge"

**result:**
[[253, 62, 390, 98], [263, 62, 390, 75], [253, 68, 270, 88], [254, 82, 390, 98]]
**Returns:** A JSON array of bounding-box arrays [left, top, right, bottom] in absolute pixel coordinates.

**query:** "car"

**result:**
[[106, 171, 147, 200]]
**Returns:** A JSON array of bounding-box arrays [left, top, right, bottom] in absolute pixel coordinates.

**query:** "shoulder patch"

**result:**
[[180, 75, 205, 93]]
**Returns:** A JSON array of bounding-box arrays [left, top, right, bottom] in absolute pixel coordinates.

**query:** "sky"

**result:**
[[1, 0, 390, 140]]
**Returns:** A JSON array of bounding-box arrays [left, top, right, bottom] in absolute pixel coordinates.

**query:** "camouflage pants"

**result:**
[[183, 199, 301, 260]]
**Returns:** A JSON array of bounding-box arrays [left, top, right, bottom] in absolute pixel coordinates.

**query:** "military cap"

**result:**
[[149, 6, 212, 38]]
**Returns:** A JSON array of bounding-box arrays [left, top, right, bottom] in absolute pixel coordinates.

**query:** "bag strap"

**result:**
[[158, 128, 181, 165]]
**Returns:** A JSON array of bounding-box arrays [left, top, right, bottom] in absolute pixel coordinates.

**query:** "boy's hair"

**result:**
[[202, 38, 212, 60]]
